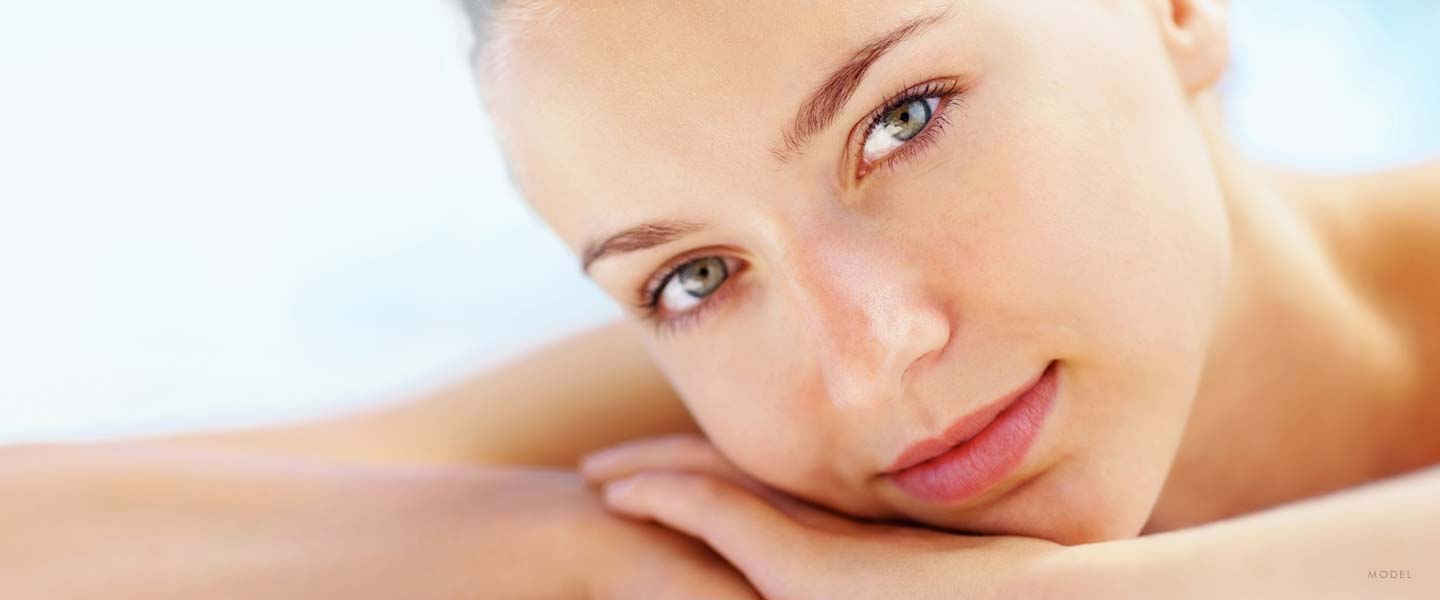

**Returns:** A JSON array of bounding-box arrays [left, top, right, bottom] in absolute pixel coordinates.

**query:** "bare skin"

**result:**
[[2, 0, 1437, 597], [1, 160, 1435, 597], [1144, 112, 1440, 532], [473, 0, 1439, 547]]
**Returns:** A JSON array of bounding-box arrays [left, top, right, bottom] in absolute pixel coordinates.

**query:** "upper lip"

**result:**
[[883, 366, 1049, 474]]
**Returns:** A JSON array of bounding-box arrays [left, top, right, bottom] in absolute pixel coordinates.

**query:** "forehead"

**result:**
[[484, 0, 955, 247]]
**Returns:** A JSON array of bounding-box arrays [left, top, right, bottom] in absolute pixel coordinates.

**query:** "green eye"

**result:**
[[658, 256, 729, 313], [677, 257, 727, 297], [882, 99, 931, 141], [862, 96, 942, 165]]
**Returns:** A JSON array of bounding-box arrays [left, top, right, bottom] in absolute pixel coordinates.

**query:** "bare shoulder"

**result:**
[[1346, 159, 1440, 236], [1274, 161, 1440, 414], [1341, 160, 1440, 301], [1282, 160, 1440, 311], [1310, 160, 1440, 458]]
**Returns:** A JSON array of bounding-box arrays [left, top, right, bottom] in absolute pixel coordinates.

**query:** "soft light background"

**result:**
[[1, 1, 1437, 443]]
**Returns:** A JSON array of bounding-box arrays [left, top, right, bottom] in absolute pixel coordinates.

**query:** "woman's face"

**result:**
[[485, 0, 1231, 544]]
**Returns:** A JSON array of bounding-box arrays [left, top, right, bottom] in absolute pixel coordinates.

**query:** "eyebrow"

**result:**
[[581, 219, 706, 273], [773, 11, 947, 162], [579, 12, 946, 274]]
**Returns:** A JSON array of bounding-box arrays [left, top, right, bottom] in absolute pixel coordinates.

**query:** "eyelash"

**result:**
[[636, 253, 744, 336], [852, 78, 964, 180], [633, 78, 964, 335]]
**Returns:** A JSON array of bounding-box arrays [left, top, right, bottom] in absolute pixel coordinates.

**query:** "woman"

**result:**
[[5, 0, 1437, 597]]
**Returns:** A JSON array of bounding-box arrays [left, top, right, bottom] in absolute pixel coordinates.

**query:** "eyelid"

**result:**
[[634, 253, 747, 336], [845, 76, 966, 182], [636, 250, 745, 313]]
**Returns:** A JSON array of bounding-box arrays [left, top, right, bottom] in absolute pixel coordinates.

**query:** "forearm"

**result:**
[[1063, 466, 1440, 598], [0, 444, 583, 599], [137, 321, 696, 469]]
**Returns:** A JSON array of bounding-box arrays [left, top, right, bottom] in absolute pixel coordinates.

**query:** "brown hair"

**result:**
[[459, 0, 492, 42]]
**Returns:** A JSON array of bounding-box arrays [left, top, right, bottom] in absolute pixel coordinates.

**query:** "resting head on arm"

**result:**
[[471, 0, 1232, 545], [468, 0, 1440, 549]]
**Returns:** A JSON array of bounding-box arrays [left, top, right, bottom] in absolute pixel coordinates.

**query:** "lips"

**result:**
[[885, 360, 1059, 505]]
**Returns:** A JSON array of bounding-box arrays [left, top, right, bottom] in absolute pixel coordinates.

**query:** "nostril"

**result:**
[[902, 321, 953, 385], [902, 348, 939, 385]]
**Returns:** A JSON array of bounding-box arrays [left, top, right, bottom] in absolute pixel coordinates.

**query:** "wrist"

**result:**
[[1014, 537, 1162, 599], [464, 468, 618, 597]]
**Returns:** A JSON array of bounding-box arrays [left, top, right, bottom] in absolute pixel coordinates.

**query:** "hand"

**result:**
[[581, 434, 1074, 600], [479, 467, 762, 600]]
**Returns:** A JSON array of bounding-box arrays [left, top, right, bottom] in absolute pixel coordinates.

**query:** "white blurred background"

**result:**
[[1, 1, 1437, 443]]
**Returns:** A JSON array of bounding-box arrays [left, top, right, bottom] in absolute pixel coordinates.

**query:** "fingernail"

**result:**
[[578, 450, 615, 476], [603, 476, 640, 501]]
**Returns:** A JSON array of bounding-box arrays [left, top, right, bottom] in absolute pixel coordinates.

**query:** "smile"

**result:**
[[885, 360, 1060, 505]]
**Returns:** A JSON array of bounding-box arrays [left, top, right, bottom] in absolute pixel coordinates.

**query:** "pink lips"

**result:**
[[886, 360, 1059, 505]]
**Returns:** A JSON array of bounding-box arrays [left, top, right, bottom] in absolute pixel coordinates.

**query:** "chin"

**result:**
[[1020, 467, 1160, 545], [926, 460, 1159, 545]]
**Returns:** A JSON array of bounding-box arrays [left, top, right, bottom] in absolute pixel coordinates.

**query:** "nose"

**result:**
[[785, 233, 953, 410]]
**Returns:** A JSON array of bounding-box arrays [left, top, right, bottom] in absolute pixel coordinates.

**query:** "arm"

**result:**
[[1059, 465, 1440, 598], [135, 320, 698, 467], [0, 444, 754, 599], [0, 322, 751, 598], [574, 433, 1439, 600]]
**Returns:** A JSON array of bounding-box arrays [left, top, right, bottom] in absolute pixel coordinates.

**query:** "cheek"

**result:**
[[884, 70, 1228, 369], [646, 323, 846, 500], [991, 46, 1228, 539], [954, 0, 1230, 358], [866, 31, 1229, 538]]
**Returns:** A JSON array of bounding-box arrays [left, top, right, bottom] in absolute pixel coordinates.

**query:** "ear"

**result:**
[[1146, 0, 1229, 95]]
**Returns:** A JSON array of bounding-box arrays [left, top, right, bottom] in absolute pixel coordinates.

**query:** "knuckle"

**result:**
[[677, 473, 733, 505], [654, 432, 713, 454]]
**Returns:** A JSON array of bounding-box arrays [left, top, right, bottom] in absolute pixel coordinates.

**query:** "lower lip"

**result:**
[[888, 361, 1059, 505]]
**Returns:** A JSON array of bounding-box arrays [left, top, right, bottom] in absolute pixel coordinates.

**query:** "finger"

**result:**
[[582, 435, 864, 533], [602, 470, 827, 587], [581, 434, 739, 484]]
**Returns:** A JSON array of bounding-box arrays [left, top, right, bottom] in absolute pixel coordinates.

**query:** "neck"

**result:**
[[1144, 96, 1424, 532]]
